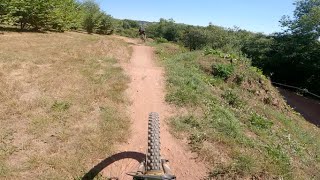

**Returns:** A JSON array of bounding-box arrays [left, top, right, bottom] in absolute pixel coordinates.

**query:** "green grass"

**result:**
[[154, 43, 320, 179], [115, 28, 138, 38], [222, 89, 244, 108], [212, 63, 234, 80], [51, 100, 71, 111], [249, 113, 273, 130]]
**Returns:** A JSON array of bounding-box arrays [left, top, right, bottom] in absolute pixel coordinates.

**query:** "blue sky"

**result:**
[[100, 0, 296, 34]]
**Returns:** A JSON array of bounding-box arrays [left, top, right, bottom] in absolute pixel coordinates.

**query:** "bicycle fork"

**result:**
[[136, 159, 175, 179]]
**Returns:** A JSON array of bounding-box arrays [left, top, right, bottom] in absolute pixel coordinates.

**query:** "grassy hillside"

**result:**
[[0, 32, 130, 179], [154, 43, 320, 179]]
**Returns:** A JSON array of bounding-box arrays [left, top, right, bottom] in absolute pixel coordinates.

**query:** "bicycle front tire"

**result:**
[[146, 112, 161, 171]]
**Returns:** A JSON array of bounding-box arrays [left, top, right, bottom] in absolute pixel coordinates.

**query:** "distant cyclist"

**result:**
[[139, 26, 146, 41]]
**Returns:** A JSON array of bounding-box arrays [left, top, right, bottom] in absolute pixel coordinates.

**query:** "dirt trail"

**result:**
[[110, 38, 207, 179], [278, 88, 320, 126]]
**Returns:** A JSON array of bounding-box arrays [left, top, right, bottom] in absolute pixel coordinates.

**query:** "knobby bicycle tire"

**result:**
[[146, 112, 161, 171]]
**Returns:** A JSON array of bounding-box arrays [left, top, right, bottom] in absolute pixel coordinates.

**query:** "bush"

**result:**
[[189, 132, 207, 149], [212, 63, 234, 80], [82, 0, 101, 34], [234, 74, 245, 85], [116, 28, 137, 38], [204, 47, 222, 56], [234, 154, 255, 175], [155, 37, 168, 43], [250, 66, 263, 75], [249, 113, 273, 129], [96, 13, 113, 34], [222, 89, 243, 108], [122, 19, 139, 29], [183, 28, 208, 51]]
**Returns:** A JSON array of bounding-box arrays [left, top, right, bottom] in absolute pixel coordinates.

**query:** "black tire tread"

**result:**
[[146, 112, 161, 171]]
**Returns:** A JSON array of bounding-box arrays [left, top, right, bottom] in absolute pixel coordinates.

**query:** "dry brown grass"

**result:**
[[0, 32, 131, 179]]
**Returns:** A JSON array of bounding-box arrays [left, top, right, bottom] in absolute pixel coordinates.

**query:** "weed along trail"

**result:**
[[110, 39, 207, 179]]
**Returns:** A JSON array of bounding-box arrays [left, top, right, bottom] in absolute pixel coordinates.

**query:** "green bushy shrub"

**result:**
[[155, 37, 168, 43], [249, 113, 273, 129], [212, 63, 234, 79], [222, 89, 243, 108]]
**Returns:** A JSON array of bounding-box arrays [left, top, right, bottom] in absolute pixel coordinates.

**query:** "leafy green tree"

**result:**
[[146, 18, 184, 42], [122, 20, 131, 29], [241, 33, 273, 66], [49, 0, 82, 31], [161, 19, 181, 41], [259, 0, 320, 94], [6, 0, 53, 30], [144, 23, 157, 38], [122, 19, 139, 29], [0, 0, 10, 23], [281, 0, 320, 38], [81, 0, 101, 34], [206, 25, 228, 49], [0, 0, 115, 34], [96, 13, 113, 34], [265, 33, 320, 93], [1, 0, 84, 31], [182, 27, 208, 51]]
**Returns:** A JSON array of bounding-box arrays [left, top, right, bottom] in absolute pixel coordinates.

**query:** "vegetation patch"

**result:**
[[51, 100, 71, 111], [0, 32, 130, 179], [212, 63, 234, 80], [222, 89, 243, 108], [155, 37, 169, 43], [155, 42, 320, 179], [249, 113, 273, 130]]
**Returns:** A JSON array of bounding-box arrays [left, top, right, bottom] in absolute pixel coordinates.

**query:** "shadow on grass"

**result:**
[[82, 151, 145, 180], [0, 26, 116, 36], [0, 26, 47, 33]]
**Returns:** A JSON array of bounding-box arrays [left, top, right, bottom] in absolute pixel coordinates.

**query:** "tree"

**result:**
[[122, 19, 139, 29], [1, 0, 84, 31], [0, 0, 10, 23], [122, 20, 131, 29], [264, 33, 320, 92], [206, 25, 228, 49], [281, 0, 320, 38], [145, 18, 184, 42], [49, 0, 82, 31], [0, 0, 115, 34], [81, 0, 101, 34], [260, 0, 320, 93], [241, 33, 273, 67], [161, 19, 181, 41], [96, 13, 113, 34], [6, 0, 54, 30], [182, 27, 208, 51]]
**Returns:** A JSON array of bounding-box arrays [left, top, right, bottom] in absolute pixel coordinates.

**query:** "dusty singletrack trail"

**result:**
[[104, 38, 207, 179]]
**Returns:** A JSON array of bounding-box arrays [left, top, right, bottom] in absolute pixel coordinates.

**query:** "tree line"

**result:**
[[0, 0, 114, 34], [145, 0, 320, 95]]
